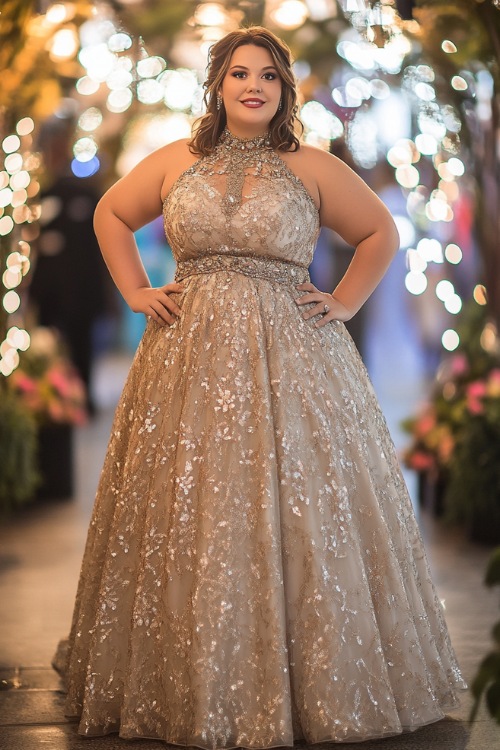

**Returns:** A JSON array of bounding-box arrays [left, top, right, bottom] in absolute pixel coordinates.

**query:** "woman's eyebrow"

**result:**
[[228, 65, 278, 71]]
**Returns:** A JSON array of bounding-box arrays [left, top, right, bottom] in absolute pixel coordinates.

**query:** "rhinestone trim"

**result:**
[[175, 253, 310, 286]]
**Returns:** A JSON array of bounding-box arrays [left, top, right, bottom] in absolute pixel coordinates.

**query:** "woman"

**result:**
[[53, 26, 465, 747]]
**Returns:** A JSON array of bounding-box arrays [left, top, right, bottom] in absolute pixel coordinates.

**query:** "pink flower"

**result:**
[[409, 451, 436, 471], [450, 354, 469, 377], [12, 373, 37, 394], [466, 396, 484, 415], [415, 413, 436, 438], [47, 366, 73, 398], [467, 380, 487, 399]]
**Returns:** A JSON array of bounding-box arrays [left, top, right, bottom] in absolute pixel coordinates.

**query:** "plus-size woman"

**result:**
[[53, 25, 465, 748]]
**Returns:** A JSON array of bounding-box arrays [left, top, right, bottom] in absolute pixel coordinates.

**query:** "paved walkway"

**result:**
[[0, 354, 499, 749]]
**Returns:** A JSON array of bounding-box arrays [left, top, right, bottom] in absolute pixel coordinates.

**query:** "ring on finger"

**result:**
[[323, 303, 330, 314]]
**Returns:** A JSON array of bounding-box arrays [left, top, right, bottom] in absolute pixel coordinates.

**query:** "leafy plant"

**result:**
[[7, 328, 87, 426], [402, 301, 500, 541], [0, 391, 39, 515], [471, 547, 500, 724]]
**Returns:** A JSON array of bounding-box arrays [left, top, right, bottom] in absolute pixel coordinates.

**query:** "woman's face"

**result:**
[[220, 44, 282, 137]]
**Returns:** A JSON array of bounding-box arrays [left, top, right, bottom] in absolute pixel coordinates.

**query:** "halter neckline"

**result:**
[[219, 128, 272, 151]]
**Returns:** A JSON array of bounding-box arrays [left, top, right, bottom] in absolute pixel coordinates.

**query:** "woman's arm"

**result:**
[[93, 139, 191, 325], [295, 145, 400, 326]]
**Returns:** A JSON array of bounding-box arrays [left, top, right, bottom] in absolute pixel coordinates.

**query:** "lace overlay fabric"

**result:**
[[53, 130, 465, 748]]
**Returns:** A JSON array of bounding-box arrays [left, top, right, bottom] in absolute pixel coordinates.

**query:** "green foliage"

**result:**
[[444, 410, 500, 543], [471, 547, 500, 724], [0, 391, 39, 515]]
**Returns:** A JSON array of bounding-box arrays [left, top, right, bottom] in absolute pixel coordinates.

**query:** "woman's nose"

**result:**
[[246, 80, 262, 92]]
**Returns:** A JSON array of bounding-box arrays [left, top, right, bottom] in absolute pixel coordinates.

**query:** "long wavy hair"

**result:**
[[188, 27, 302, 155]]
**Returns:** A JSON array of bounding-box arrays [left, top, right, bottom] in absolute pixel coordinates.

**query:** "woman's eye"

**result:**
[[263, 73, 277, 80], [232, 71, 246, 78]]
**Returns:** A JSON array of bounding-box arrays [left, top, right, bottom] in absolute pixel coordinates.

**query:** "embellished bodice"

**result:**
[[162, 129, 320, 270]]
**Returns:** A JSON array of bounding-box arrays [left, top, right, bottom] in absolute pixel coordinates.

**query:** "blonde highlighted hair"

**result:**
[[188, 26, 302, 156]]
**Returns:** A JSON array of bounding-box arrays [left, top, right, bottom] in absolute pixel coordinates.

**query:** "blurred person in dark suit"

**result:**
[[29, 115, 109, 414]]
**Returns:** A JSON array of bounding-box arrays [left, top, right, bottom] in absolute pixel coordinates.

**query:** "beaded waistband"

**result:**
[[174, 253, 310, 286]]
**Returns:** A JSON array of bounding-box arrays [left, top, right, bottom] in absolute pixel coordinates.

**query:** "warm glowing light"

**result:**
[[426, 197, 453, 222], [46, 3, 73, 23], [76, 76, 100, 95], [78, 108, 103, 132], [2, 267, 22, 289], [271, 0, 309, 29], [9, 328, 30, 351], [481, 322, 497, 352], [108, 33, 133, 52], [337, 39, 375, 72], [17, 241, 31, 257], [473, 284, 487, 305], [161, 69, 199, 111], [0, 172, 8, 189], [301, 101, 343, 140], [50, 27, 79, 60], [137, 80, 164, 105], [3, 290, 20, 313], [442, 40, 457, 54], [417, 113, 446, 140], [417, 238, 443, 263], [437, 162, 455, 182], [451, 75, 467, 91], [395, 164, 419, 189], [106, 67, 133, 91], [27, 180, 40, 198], [439, 180, 459, 202], [442, 329, 459, 351], [11, 189, 28, 207], [414, 82, 435, 102], [137, 56, 166, 79], [447, 157, 465, 176], [370, 79, 390, 99], [0, 188, 13, 208], [13, 206, 30, 224], [106, 88, 133, 113], [79, 44, 116, 82], [444, 294, 462, 314], [394, 216, 415, 248], [445, 243, 462, 264], [415, 133, 437, 155], [4, 153, 23, 174], [436, 279, 455, 302], [2, 135, 21, 154], [0, 216, 14, 235], [73, 137, 98, 163], [345, 77, 371, 102], [10, 171, 30, 190], [16, 117, 35, 137], [193, 2, 228, 26], [387, 140, 418, 167], [407, 249, 427, 274], [405, 271, 427, 295]]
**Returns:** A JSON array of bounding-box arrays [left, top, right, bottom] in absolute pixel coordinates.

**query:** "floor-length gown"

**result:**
[[53, 128, 465, 747]]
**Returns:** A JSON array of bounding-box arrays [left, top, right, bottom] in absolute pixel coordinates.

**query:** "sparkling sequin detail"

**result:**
[[54, 129, 465, 748], [175, 252, 309, 286]]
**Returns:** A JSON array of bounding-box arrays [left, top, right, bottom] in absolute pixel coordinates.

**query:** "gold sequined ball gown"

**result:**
[[53, 129, 465, 747]]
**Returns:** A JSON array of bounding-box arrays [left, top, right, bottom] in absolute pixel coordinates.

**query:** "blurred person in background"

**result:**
[[29, 115, 109, 414]]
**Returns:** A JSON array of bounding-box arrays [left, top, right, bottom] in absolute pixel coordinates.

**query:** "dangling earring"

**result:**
[[216, 93, 222, 111], [278, 97, 283, 111]]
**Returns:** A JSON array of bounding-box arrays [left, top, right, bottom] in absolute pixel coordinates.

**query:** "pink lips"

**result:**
[[241, 99, 265, 108]]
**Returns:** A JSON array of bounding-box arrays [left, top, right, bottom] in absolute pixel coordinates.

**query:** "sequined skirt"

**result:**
[[174, 252, 310, 286]]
